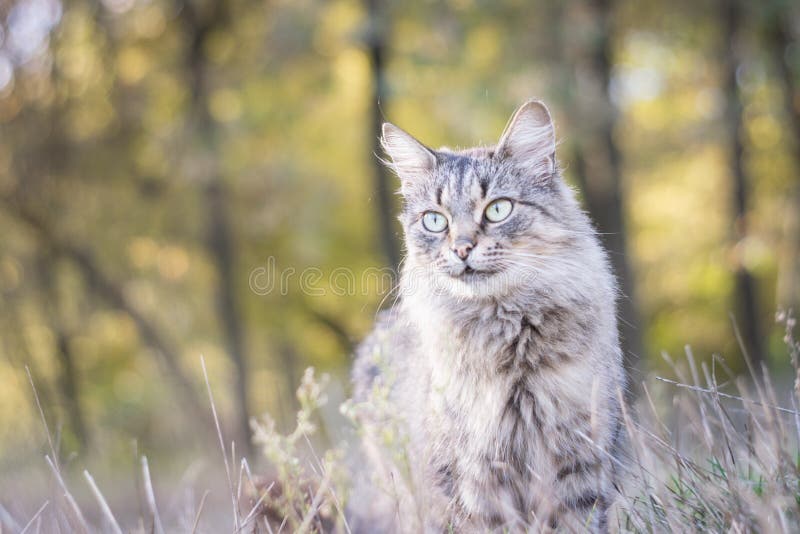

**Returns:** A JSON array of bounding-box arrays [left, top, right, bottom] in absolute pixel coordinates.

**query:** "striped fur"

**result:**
[[350, 101, 626, 533]]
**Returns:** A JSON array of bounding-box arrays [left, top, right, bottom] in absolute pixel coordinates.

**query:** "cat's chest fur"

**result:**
[[406, 295, 604, 524]]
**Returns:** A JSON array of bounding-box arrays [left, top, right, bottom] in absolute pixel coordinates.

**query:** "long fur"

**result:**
[[350, 100, 626, 533]]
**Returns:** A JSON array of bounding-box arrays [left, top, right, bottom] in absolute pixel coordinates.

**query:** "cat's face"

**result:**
[[383, 101, 581, 299]]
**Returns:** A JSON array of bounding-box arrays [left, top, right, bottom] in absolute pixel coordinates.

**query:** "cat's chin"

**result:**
[[437, 270, 514, 300], [402, 261, 530, 300]]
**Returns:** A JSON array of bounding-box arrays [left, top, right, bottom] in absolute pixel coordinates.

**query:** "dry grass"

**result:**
[[613, 311, 800, 532], [1, 313, 799, 533]]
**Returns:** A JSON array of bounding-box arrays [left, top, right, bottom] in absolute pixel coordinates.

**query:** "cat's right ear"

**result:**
[[496, 100, 556, 179], [381, 123, 437, 191]]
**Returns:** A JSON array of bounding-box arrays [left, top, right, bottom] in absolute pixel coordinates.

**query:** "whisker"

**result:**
[[496, 253, 587, 271]]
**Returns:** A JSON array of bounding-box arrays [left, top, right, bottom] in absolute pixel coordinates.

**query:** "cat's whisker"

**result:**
[[496, 254, 588, 272], [498, 250, 587, 264], [373, 280, 400, 312], [373, 264, 407, 316], [499, 254, 583, 267]]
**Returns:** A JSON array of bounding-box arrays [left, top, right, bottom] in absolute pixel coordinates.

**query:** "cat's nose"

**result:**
[[452, 239, 474, 260]]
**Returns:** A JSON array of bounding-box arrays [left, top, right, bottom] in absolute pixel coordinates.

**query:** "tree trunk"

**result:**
[[179, 0, 252, 454], [365, 0, 401, 270], [0, 71, 214, 437], [205, 181, 252, 453], [36, 252, 89, 452], [767, 7, 800, 313], [3, 201, 212, 430], [721, 0, 765, 370], [573, 0, 646, 385]]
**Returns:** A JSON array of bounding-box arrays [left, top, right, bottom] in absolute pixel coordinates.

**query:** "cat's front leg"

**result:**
[[551, 458, 615, 533]]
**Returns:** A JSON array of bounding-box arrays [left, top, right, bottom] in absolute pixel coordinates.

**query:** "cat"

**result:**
[[349, 100, 626, 533]]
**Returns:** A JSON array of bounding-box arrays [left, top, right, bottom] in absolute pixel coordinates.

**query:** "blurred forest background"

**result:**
[[0, 0, 799, 515]]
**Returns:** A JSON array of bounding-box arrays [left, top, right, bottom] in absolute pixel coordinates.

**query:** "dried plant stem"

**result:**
[[655, 376, 800, 416], [190, 490, 210, 534], [25, 367, 58, 469], [296, 471, 332, 534], [18, 501, 48, 534], [236, 482, 273, 533], [141, 456, 165, 534], [83, 471, 123, 534], [201, 355, 241, 531], [45, 455, 88, 533]]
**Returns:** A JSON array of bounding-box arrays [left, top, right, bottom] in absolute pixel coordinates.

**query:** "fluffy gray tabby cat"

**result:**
[[350, 100, 626, 532]]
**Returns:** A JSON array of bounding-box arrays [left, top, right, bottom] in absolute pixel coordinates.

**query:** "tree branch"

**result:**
[[1, 200, 212, 431]]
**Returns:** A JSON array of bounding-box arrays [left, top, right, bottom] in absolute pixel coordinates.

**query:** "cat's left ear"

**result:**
[[496, 100, 556, 178], [381, 123, 437, 192]]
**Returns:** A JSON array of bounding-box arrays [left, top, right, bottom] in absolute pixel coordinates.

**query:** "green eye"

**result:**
[[422, 211, 448, 232], [484, 198, 513, 222]]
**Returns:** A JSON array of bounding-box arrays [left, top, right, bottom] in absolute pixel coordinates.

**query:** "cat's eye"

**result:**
[[422, 211, 448, 232], [484, 198, 513, 222]]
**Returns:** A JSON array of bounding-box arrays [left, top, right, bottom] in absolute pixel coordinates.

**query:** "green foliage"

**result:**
[[251, 367, 349, 532]]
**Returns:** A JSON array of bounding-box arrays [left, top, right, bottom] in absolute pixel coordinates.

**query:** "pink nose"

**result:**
[[452, 240, 474, 260]]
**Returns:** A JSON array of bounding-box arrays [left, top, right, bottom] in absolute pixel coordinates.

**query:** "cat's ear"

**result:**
[[496, 100, 556, 178], [381, 123, 437, 189]]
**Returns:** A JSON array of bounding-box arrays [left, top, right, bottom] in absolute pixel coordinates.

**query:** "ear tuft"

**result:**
[[380, 123, 437, 188], [496, 100, 556, 178]]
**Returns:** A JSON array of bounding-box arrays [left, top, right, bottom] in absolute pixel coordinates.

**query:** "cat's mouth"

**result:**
[[451, 265, 495, 280]]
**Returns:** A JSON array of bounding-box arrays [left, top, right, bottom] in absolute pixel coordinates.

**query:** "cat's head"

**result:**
[[382, 100, 589, 300]]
